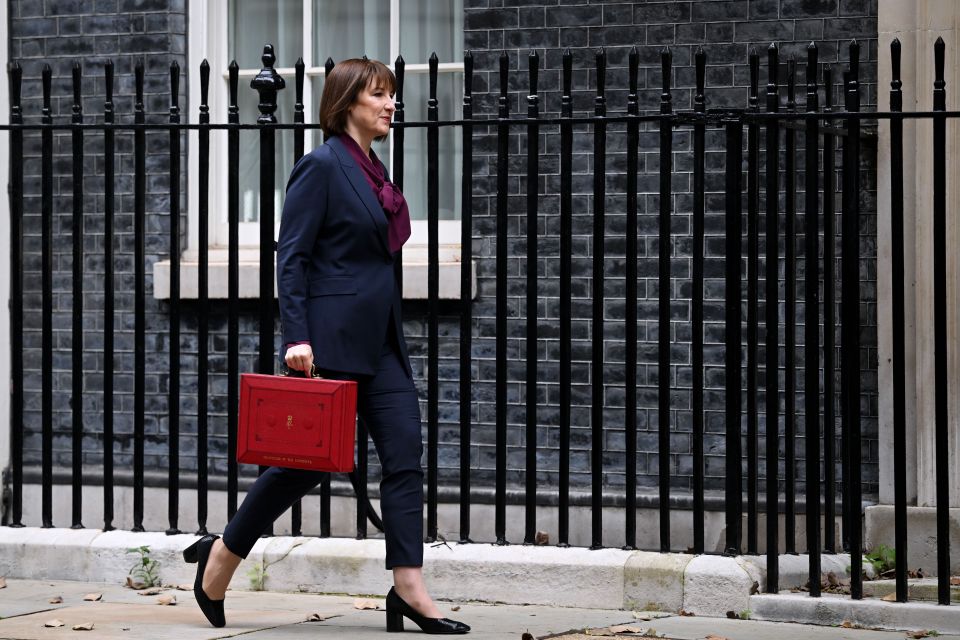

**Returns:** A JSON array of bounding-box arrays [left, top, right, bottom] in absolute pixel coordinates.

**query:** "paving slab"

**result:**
[[3, 579, 959, 640]]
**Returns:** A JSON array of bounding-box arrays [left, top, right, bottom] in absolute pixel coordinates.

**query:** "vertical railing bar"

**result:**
[[822, 64, 837, 553], [289, 56, 305, 538], [591, 47, 607, 551], [931, 36, 950, 606], [558, 49, 573, 548], [624, 46, 640, 551], [41, 64, 53, 529], [133, 59, 146, 532], [841, 40, 863, 599], [70, 62, 85, 530], [459, 50, 475, 544], [692, 45, 706, 555], [746, 49, 761, 554], [764, 42, 780, 593], [784, 56, 797, 555], [426, 52, 440, 543], [196, 59, 211, 536], [167, 60, 182, 536], [523, 49, 540, 545], [658, 47, 673, 553], [840, 67, 852, 555], [7, 61, 25, 528], [102, 59, 116, 532], [226, 60, 240, 522], [723, 113, 743, 556], [803, 42, 821, 597], [320, 56, 336, 536], [252, 46, 283, 538], [889, 38, 908, 604], [495, 50, 509, 546]]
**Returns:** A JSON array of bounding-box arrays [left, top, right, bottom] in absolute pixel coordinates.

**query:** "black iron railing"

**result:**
[[3, 38, 957, 606]]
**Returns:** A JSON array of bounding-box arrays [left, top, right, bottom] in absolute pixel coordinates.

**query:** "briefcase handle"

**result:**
[[283, 364, 322, 379]]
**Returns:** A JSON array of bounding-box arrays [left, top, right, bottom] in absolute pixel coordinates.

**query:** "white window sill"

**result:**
[[152, 246, 476, 301]]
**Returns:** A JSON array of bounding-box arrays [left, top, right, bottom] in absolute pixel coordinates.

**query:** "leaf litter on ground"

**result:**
[[306, 613, 341, 622], [44, 619, 64, 628], [82, 593, 102, 602], [156, 594, 176, 605], [72, 622, 95, 631], [353, 598, 381, 610]]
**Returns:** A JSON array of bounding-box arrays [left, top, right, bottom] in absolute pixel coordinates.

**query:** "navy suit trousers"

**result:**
[[222, 315, 425, 569]]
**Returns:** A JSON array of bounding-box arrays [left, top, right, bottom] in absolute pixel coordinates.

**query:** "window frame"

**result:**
[[184, 0, 465, 265]]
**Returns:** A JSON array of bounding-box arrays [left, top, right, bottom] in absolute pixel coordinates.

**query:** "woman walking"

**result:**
[[183, 57, 469, 635]]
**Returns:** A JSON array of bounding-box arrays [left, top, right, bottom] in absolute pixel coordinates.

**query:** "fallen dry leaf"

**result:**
[[678, 609, 695, 617], [535, 531, 550, 545], [137, 587, 163, 596], [176, 583, 192, 591], [353, 598, 381, 610], [49, 596, 63, 604], [157, 594, 176, 606], [0, 577, 6, 588], [950, 576, 960, 586], [841, 620, 854, 628], [72, 622, 95, 631], [125, 576, 146, 590], [83, 593, 102, 602], [705, 635, 732, 640], [633, 612, 651, 621], [882, 592, 898, 602], [906, 631, 933, 639], [608, 624, 646, 634], [44, 619, 64, 628], [306, 613, 338, 622], [827, 572, 840, 587], [451, 605, 461, 612]]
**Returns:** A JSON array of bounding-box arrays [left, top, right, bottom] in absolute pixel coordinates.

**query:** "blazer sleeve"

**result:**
[[276, 152, 329, 347]]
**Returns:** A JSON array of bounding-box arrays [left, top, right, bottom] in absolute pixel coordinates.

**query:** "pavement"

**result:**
[[2, 578, 959, 640]]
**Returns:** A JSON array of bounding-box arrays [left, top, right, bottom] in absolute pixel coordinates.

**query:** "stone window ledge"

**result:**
[[152, 247, 476, 301]]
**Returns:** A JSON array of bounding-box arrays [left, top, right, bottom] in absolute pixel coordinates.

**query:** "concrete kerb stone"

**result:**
[[623, 551, 694, 612], [737, 553, 861, 593], [0, 527, 757, 614], [681, 554, 756, 617], [749, 592, 960, 635]]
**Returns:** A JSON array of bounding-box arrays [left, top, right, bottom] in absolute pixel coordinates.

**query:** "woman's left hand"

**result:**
[[285, 343, 314, 374]]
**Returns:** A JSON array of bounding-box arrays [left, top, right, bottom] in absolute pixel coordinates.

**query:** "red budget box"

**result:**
[[237, 373, 357, 472]]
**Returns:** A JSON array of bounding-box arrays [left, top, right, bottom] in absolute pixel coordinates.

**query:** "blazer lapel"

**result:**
[[327, 136, 390, 255]]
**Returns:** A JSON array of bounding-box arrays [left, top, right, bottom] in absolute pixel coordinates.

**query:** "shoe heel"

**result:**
[[183, 540, 201, 563], [386, 608, 404, 632]]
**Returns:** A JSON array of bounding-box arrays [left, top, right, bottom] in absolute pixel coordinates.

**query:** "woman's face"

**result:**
[[347, 80, 396, 141]]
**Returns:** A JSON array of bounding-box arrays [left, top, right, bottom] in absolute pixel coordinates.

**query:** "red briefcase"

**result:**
[[237, 371, 357, 472]]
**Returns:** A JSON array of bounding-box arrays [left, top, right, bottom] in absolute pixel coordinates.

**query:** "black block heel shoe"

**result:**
[[385, 587, 470, 634], [182, 534, 226, 628]]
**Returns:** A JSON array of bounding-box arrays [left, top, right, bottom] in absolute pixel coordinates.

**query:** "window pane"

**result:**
[[313, 0, 389, 65], [399, 0, 463, 64], [229, 0, 302, 69], [399, 72, 462, 221], [237, 88, 297, 225]]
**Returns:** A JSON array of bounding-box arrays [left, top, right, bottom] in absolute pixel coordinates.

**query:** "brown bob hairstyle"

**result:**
[[318, 58, 397, 141]]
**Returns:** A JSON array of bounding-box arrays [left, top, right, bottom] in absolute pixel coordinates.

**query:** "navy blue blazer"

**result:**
[[276, 135, 410, 377]]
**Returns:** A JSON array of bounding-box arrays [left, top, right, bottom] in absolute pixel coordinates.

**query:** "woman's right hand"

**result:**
[[285, 343, 314, 374]]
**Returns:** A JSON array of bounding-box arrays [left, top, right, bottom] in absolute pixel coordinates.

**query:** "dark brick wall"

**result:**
[[10, 0, 881, 521], [9, 0, 210, 476]]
